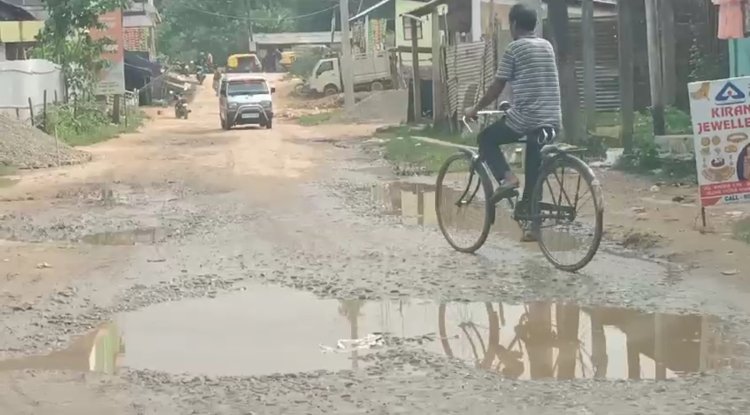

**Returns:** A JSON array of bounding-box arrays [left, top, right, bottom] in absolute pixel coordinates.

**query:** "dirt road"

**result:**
[[1, 78, 750, 414]]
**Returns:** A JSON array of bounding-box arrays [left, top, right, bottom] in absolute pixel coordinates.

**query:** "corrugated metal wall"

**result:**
[[445, 39, 496, 117], [568, 16, 621, 112]]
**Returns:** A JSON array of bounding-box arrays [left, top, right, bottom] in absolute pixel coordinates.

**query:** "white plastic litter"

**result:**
[[319, 333, 384, 354]]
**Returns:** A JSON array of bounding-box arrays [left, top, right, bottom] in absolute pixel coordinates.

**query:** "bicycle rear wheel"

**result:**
[[531, 154, 603, 272], [436, 152, 493, 253]]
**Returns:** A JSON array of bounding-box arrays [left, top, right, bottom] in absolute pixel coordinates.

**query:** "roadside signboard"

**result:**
[[90, 9, 125, 95], [688, 77, 750, 207]]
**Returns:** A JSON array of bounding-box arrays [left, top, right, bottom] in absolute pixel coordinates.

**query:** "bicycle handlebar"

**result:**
[[461, 109, 508, 133]]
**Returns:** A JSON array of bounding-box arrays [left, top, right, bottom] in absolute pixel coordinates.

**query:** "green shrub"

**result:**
[[615, 107, 695, 176], [43, 101, 143, 146]]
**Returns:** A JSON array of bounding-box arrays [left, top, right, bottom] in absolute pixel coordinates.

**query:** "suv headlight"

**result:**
[[261, 100, 272, 109], [228, 102, 238, 110]]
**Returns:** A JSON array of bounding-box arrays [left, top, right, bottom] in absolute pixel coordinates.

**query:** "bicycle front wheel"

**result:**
[[531, 154, 604, 272], [436, 152, 494, 253]]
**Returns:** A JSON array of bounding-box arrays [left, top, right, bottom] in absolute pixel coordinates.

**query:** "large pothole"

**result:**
[[1, 285, 745, 380]]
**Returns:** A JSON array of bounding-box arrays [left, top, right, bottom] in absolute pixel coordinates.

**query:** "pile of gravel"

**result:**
[[0, 114, 91, 169]]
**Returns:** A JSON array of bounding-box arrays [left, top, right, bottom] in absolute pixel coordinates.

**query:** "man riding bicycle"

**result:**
[[465, 4, 562, 242]]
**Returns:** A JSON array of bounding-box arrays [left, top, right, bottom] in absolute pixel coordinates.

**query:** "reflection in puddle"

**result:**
[[1, 286, 744, 379], [0, 177, 18, 188], [374, 180, 600, 257], [371, 181, 519, 238], [0, 323, 123, 374], [80, 227, 166, 245]]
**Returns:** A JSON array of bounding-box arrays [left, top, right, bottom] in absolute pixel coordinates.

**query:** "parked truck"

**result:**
[[308, 51, 392, 96]]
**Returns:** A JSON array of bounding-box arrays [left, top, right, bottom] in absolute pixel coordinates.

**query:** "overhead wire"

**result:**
[[178, 4, 337, 22]]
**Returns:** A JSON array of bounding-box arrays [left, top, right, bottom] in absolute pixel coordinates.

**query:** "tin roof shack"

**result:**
[[1, 0, 45, 19], [250, 31, 343, 62], [399, 0, 448, 122], [348, 0, 397, 54], [0, 0, 43, 61]]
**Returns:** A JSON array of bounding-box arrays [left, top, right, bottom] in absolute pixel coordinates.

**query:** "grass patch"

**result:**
[[733, 217, 750, 244], [374, 124, 481, 174], [0, 164, 18, 188], [44, 103, 145, 147], [375, 124, 476, 147], [614, 107, 696, 180], [0, 164, 16, 175], [384, 136, 456, 173], [298, 111, 336, 126], [383, 136, 463, 174]]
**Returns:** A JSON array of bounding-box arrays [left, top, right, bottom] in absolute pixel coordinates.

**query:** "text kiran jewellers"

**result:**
[[697, 104, 750, 134]]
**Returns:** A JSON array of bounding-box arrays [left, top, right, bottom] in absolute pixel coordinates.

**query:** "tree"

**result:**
[[157, 0, 297, 64], [546, 0, 582, 144], [32, 0, 127, 99]]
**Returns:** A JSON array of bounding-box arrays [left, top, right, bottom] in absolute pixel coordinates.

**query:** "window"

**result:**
[[316, 61, 334, 76], [227, 79, 269, 96], [403, 17, 423, 41]]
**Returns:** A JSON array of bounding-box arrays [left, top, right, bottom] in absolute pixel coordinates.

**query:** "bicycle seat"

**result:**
[[529, 125, 557, 143]]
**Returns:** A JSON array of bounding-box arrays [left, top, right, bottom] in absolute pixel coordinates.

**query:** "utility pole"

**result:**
[[330, 8, 336, 45], [645, 0, 665, 135], [660, 0, 676, 105], [431, 9, 443, 123], [244, 0, 253, 52], [582, 0, 596, 132], [529, 0, 543, 36], [410, 20, 422, 121], [339, 0, 355, 111], [617, 0, 635, 153]]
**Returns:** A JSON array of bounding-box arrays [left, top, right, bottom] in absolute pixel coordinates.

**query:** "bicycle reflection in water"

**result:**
[[437, 302, 742, 381]]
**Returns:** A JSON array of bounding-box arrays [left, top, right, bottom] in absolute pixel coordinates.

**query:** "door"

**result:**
[[311, 59, 340, 93]]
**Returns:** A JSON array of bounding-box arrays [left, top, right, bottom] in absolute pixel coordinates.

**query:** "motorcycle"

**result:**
[[196, 67, 206, 85], [172, 92, 190, 119]]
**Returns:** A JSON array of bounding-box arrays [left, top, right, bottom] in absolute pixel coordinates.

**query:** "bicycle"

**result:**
[[435, 105, 604, 272]]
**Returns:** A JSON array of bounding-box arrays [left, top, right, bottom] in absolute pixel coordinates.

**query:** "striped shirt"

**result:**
[[496, 36, 562, 134]]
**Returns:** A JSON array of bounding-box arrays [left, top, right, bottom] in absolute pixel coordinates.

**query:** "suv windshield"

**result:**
[[228, 79, 268, 96]]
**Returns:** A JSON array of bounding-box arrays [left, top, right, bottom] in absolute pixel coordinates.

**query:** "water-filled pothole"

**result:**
[[79, 227, 167, 245], [0, 177, 18, 188], [1, 285, 745, 379], [371, 181, 521, 237]]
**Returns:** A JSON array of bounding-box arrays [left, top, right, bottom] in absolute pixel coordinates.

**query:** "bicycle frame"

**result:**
[[457, 114, 582, 225], [438, 107, 604, 271]]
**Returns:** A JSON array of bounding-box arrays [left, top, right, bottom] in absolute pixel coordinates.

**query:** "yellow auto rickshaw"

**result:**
[[227, 53, 261, 73], [279, 51, 296, 70]]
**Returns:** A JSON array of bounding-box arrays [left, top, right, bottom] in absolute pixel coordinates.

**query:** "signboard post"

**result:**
[[90, 10, 125, 96], [688, 77, 750, 226]]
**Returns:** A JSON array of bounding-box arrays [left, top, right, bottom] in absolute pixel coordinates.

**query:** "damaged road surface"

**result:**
[[2, 80, 750, 414]]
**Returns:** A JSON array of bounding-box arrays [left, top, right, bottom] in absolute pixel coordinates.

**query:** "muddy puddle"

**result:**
[[0, 177, 18, 188], [1, 285, 745, 380], [371, 181, 522, 243], [372, 180, 609, 264], [372, 181, 478, 228], [0, 322, 122, 374], [79, 227, 166, 245], [372, 181, 569, 247]]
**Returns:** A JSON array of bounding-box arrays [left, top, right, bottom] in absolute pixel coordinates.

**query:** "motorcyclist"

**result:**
[[196, 51, 207, 68], [172, 90, 186, 110]]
